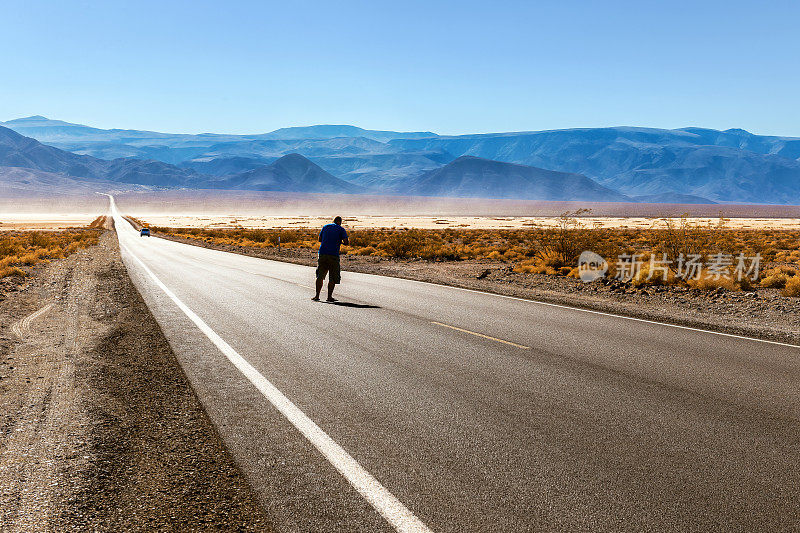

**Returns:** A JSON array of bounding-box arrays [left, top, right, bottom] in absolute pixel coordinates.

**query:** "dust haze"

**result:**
[[4, 190, 800, 230]]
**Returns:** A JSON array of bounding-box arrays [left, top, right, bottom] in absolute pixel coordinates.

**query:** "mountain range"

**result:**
[[0, 125, 197, 187], [0, 125, 368, 196], [194, 153, 363, 194], [404, 156, 628, 201], [387, 128, 800, 204], [2, 115, 800, 204]]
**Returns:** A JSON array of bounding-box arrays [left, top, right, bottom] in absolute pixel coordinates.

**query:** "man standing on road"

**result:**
[[313, 216, 349, 302]]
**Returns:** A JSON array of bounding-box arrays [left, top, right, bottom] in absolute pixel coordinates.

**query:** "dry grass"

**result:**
[[150, 212, 800, 296], [782, 276, 800, 297], [686, 274, 739, 291], [0, 226, 102, 279]]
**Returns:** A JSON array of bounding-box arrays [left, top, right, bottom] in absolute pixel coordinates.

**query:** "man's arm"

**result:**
[[319, 228, 324, 243], [342, 228, 349, 246]]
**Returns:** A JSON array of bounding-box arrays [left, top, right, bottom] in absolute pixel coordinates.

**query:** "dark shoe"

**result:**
[[326, 297, 337, 302], [311, 296, 320, 301]]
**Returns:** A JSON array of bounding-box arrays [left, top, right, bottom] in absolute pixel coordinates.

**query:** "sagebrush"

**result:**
[[150, 213, 800, 294], [0, 226, 102, 278]]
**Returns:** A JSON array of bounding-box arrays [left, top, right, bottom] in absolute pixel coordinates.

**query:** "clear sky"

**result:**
[[2, 0, 798, 136]]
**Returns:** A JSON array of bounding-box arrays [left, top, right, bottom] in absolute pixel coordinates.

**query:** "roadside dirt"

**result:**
[[0, 229, 272, 531], [153, 231, 800, 346]]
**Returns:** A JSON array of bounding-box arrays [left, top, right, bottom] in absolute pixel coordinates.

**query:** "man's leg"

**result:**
[[327, 282, 336, 301], [313, 260, 327, 301], [314, 277, 324, 300], [327, 257, 341, 302]]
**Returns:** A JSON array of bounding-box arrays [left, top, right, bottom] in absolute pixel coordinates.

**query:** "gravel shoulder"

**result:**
[[153, 231, 800, 346], [0, 229, 272, 531]]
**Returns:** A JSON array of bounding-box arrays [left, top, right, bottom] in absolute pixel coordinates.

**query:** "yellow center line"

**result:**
[[431, 321, 531, 350]]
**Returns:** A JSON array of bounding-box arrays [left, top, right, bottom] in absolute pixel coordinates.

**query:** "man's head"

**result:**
[[333, 216, 342, 225]]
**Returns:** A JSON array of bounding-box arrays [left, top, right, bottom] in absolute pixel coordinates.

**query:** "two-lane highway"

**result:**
[[110, 197, 800, 532]]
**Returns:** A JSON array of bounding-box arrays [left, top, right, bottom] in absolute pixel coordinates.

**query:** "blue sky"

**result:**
[[1, 0, 798, 136]]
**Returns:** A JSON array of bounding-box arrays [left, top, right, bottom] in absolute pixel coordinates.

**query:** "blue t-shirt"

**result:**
[[318, 223, 348, 256]]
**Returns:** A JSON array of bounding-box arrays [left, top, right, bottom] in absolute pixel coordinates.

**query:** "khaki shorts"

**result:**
[[316, 254, 341, 284]]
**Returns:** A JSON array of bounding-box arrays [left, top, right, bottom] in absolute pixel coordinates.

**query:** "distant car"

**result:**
[[140, 228, 151, 237]]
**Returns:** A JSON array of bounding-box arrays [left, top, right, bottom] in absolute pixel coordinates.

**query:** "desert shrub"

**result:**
[[503, 249, 524, 261], [377, 230, 429, 258], [0, 266, 26, 278], [782, 276, 800, 297], [688, 274, 738, 291], [353, 246, 378, 256], [534, 248, 565, 269], [760, 275, 787, 288], [759, 266, 790, 288], [538, 209, 593, 265], [761, 248, 778, 261], [512, 248, 568, 275], [631, 259, 677, 287], [513, 259, 548, 274], [765, 265, 797, 277], [0, 229, 100, 277]]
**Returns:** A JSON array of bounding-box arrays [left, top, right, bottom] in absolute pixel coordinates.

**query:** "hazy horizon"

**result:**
[[3, 114, 798, 139]]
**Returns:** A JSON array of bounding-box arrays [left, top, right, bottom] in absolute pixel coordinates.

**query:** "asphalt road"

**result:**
[[110, 198, 800, 532]]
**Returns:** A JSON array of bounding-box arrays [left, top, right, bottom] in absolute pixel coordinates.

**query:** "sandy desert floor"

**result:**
[[0, 213, 99, 231], [129, 213, 800, 230], [6, 212, 800, 230], [5, 189, 800, 230]]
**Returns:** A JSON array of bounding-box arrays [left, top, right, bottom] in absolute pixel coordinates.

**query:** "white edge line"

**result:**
[[112, 215, 431, 533]]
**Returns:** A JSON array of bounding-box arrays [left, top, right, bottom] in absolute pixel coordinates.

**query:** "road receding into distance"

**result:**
[[109, 196, 800, 532]]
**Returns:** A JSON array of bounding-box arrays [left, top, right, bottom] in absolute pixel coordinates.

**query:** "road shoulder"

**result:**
[[0, 231, 273, 531]]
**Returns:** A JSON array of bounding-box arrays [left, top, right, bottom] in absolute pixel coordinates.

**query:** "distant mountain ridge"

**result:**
[[4, 116, 800, 204], [388, 127, 800, 204], [0, 166, 145, 198], [193, 153, 363, 194], [265, 125, 436, 142], [1, 116, 437, 145], [0, 126, 366, 195], [404, 156, 628, 202], [0, 125, 197, 187], [181, 156, 274, 177]]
